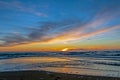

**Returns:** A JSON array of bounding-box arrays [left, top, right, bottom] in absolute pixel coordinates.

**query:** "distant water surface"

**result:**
[[0, 52, 120, 78]]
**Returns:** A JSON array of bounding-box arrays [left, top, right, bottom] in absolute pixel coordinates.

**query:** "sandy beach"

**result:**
[[0, 70, 120, 80]]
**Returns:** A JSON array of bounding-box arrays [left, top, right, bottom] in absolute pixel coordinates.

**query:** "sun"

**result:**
[[61, 48, 69, 52]]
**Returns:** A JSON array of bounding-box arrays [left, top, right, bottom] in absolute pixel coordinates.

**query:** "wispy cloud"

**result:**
[[0, 1, 47, 17], [0, 22, 119, 47], [0, 19, 80, 46], [0, 6, 120, 47], [44, 25, 120, 43]]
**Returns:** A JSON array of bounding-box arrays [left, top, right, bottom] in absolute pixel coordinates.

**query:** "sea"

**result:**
[[0, 51, 120, 78]]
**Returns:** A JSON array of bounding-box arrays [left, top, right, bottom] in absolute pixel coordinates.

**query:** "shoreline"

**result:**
[[0, 70, 120, 80]]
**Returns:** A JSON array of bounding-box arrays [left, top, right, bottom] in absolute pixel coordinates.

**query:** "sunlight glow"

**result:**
[[61, 48, 69, 52]]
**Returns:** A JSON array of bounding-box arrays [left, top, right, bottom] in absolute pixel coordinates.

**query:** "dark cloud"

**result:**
[[0, 33, 30, 46], [0, 19, 81, 47]]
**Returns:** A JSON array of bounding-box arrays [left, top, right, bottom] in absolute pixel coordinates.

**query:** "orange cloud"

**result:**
[[41, 25, 120, 44]]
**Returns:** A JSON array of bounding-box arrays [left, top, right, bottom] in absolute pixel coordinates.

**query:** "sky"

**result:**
[[0, 0, 120, 52]]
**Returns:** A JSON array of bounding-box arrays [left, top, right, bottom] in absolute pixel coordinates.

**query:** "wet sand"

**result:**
[[0, 70, 119, 80]]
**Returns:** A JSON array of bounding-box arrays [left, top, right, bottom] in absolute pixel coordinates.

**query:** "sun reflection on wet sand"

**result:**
[[0, 57, 70, 64]]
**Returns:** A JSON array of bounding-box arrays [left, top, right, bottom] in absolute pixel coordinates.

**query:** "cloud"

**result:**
[[0, 19, 81, 46], [0, 6, 120, 47], [0, 20, 119, 47], [0, 33, 30, 46], [43, 25, 120, 43], [0, 1, 47, 17]]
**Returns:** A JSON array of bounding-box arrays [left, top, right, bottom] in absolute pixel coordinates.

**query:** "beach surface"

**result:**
[[0, 70, 120, 80]]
